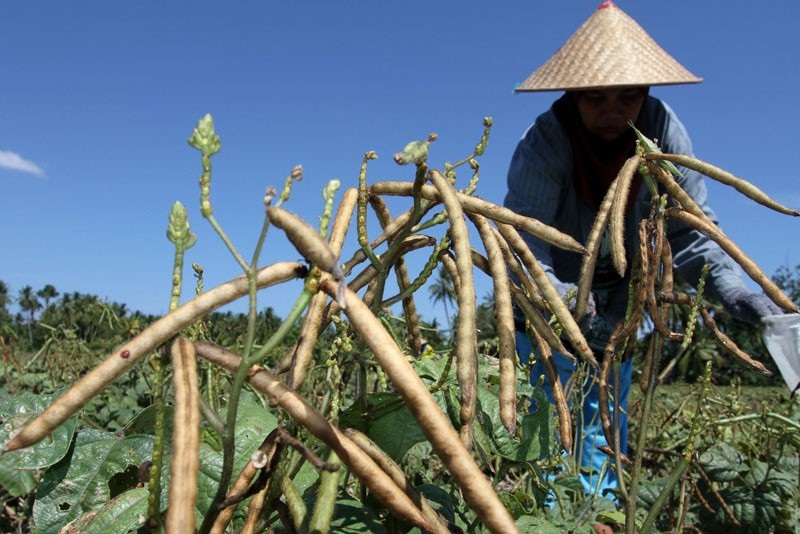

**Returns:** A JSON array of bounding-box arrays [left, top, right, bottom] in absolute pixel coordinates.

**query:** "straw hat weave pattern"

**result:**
[[516, 1, 701, 92]]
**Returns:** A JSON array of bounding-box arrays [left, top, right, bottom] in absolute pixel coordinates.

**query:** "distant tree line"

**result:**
[[2, 262, 799, 385]]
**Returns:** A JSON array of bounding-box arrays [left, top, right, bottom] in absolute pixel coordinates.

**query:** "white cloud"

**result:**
[[0, 150, 45, 176]]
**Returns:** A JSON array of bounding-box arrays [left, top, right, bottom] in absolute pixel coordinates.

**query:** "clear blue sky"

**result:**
[[3, 1, 799, 324]]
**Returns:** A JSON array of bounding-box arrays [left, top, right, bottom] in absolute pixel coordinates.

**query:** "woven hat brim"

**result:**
[[516, 3, 702, 92]]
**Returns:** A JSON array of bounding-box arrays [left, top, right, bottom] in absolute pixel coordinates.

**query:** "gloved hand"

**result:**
[[553, 281, 596, 318], [719, 287, 782, 323], [580, 313, 615, 353]]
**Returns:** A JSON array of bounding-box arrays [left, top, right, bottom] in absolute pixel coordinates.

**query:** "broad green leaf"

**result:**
[[0, 458, 37, 497], [697, 486, 784, 533], [474, 382, 553, 462], [195, 393, 278, 526], [0, 392, 76, 470], [416, 483, 455, 525], [56, 487, 149, 533], [339, 392, 426, 461], [515, 515, 568, 534], [33, 429, 153, 534], [698, 442, 748, 482], [743, 459, 796, 499], [498, 490, 536, 519], [122, 403, 175, 437], [329, 496, 387, 533]]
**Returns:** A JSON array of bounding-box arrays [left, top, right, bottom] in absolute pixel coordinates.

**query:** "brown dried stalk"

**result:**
[[343, 429, 451, 534], [166, 337, 201, 533], [469, 213, 517, 434], [193, 341, 434, 531], [211, 430, 280, 534], [646, 152, 800, 217], [699, 308, 772, 375], [539, 343, 572, 452], [645, 216, 682, 342], [665, 207, 798, 313], [496, 222, 597, 368], [429, 169, 479, 451], [318, 279, 518, 533], [609, 156, 641, 277], [597, 347, 614, 458], [2, 261, 306, 453], [639, 333, 657, 393], [370, 195, 424, 357], [370, 181, 586, 254], [693, 461, 742, 527]]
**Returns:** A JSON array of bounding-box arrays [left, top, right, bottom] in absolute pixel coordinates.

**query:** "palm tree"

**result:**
[[37, 284, 59, 310], [18, 285, 42, 345], [429, 266, 456, 334], [0, 280, 11, 316]]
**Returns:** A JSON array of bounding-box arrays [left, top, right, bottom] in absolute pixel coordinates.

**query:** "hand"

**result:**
[[580, 313, 614, 353], [719, 287, 782, 323]]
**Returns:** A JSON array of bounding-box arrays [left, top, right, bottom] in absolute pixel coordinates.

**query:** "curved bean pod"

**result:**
[[2, 262, 306, 453]]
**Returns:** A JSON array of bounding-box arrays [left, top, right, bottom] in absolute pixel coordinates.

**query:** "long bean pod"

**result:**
[[429, 169, 479, 450], [646, 152, 800, 216], [665, 207, 798, 313], [166, 337, 201, 533], [496, 222, 597, 368], [609, 156, 640, 277], [319, 279, 518, 533], [469, 213, 517, 433], [344, 429, 450, 534], [699, 308, 772, 375], [194, 341, 434, 531], [283, 188, 357, 387], [2, 262, 305, 453], [577, 178, 619, 320], [370, 181, 585, 253]]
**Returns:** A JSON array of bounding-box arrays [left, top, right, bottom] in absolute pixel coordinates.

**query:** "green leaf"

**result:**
[[0, 458, 37, 498], [56, 487, 149, 533], [195, 394, 278, 524], [0, 392, 77, 470], [416, 483, 455, 525], [698, 442, 748, 482], [698, 486, 784, 533], [339, 392, 427, 461], [122, 404, 175, 437], [33, 429, 154, 534], [498, 490, 536, 519], [329, 496, 388, 533], [515, 514, 568, 534], [595, 509, 626, 526]]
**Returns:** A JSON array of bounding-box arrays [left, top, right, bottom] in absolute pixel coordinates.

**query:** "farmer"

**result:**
[[504, 1, 782, 500]]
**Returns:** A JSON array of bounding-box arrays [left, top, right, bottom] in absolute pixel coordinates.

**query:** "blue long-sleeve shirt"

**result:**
[[504, 96, 746, 325]]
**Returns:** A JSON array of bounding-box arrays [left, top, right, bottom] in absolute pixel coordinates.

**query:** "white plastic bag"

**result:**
[[762, 314, 800, 396]]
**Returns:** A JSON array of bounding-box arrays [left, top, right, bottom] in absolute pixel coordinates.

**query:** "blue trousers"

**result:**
[[517, 332, 633, 499]]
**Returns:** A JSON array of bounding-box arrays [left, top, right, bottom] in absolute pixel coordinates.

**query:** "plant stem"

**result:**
[[626, 331, 662, 534]]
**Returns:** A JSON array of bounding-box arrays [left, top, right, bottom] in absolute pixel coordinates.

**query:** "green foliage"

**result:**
[[628, 383, 800, 533], [2, 116, 798, 534], [32, 429, 156, 533]]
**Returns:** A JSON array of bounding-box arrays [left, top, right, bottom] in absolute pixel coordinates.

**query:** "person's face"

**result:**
[[576, 87, 648, 141]]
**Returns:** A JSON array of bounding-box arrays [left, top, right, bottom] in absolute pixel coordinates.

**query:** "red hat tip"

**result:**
[[598, 0, 617, 9]]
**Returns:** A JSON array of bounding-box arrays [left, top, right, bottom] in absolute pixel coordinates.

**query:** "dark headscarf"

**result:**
[[552, 89, 649, 211]]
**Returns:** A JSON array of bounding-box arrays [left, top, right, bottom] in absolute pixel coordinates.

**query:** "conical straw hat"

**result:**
[[516, 1, 702, 92]]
